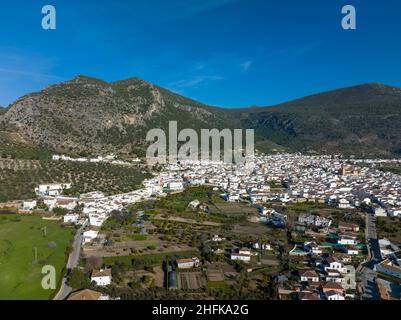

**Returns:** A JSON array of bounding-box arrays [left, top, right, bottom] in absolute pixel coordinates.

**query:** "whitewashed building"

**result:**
[[91, 269, 112, 286], [176, 257, 200, 269], [35, 183, 72, 196], [83, 230, 99, 244], [64, 214, 79, 224], [22, 200, 37, 211]]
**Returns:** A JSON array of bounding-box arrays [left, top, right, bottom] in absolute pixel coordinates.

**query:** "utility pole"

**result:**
[[34, 247, 38, 263]]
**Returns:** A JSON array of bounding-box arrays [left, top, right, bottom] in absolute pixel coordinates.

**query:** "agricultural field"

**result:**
[[78, 187, 287, 299], [0, 214, 74, 300], [177, 272, 206, 290], [129, 186, 258, 224], [0, 159, 151, 202], [99, 186, 286, 264]]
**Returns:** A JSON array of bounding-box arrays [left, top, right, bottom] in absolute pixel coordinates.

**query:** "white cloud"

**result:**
[[170, 75, 224, 88], [241, 60, 252, 71]]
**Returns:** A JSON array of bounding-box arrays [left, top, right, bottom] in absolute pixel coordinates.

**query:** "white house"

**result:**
[[337, 235, 357, 246], [346, 247, 359, 256], [35, 183, 72, 197], [325, 268, 343, 283], [300, 270, 320, 283], [374, 206, 387, 217], [379, 238, 396, 257], [231, 253, 251, 262], [168, 181, 184, 191], [227, 193, 240, 202], [231, 248, 252, 262], [326, 291, 345, 300], [83, 230, 99, 244], [239, 248, 251, 255], [22, 200, 37, 211], [338, 198, 351, 209], [64, 214, 79, 224], [88, 212, 108, 227], [176, 257, 200, 269], [91, 269, 112, 286], [55, 197, 78, 210], [325, 257, 347, 274]]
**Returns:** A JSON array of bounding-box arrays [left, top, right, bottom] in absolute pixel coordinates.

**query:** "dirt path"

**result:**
[[154, 214, 222, 227]]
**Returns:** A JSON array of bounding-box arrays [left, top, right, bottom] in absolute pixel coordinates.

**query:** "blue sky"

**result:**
[[1, 0, 401, 107]]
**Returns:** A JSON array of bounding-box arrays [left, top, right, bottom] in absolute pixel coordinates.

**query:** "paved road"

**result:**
[[53, 227, 83, 300], [67, 229, 83, 269], [366, 213, 382, 261], [360, 212, 382, 300]]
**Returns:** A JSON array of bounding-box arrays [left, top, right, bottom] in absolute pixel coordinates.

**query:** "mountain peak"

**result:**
[[70, 75, 109, 85], [111, 76, 152, 87]]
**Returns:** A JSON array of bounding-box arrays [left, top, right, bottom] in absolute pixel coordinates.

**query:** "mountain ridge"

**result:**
[[1, 77, 401, 158], [231, 83, 401, 111], [229, 82, 401, 157]]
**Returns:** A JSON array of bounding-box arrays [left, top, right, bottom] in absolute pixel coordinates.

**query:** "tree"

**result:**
[[85, 257, 103, 272], [68, 268, 90, 289], [36, 199, 49, 210]]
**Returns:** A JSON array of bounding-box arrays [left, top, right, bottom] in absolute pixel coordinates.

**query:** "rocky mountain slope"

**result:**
[[1, 79, 401, 158], [0, 76, 233, 156]]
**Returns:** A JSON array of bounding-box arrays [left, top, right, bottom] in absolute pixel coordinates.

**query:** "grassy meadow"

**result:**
[[0, 214, 73, 300]]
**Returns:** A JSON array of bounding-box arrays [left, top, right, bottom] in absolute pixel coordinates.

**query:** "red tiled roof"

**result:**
[[91, 269, 112, 278], [300, 270, 318, 278]]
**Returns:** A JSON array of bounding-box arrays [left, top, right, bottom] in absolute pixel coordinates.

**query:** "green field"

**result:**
[[0, 214, 74, 300]]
